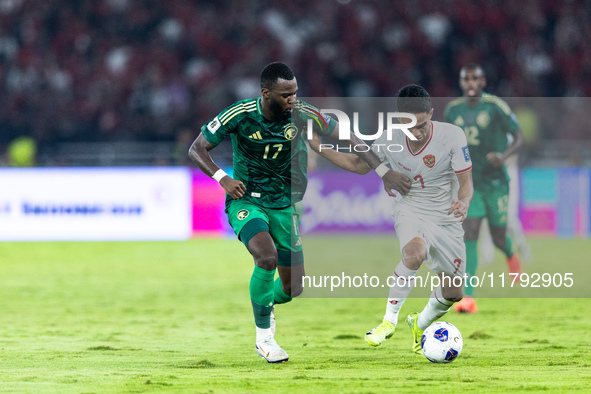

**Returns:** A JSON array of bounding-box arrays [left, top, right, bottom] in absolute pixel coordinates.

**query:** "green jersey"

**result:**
[[444, 93, 519, 189], [201, 98, 336, 209]]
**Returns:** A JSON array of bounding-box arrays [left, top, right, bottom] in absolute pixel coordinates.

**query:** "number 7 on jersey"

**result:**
[[414, 174, 425, 189]]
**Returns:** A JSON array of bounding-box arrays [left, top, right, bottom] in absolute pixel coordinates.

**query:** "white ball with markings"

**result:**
[[420, 321, 463, 363]]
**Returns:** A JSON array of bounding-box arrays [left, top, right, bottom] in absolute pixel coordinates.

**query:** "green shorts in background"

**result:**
[[225, 199, 303, 256], [467, 184, 509, 227]]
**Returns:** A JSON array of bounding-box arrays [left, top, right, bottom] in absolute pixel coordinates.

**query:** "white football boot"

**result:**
[[255, 335, 289, 363]]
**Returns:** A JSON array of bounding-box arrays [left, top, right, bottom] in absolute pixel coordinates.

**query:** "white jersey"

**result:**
[[372, 121, 472, 224]]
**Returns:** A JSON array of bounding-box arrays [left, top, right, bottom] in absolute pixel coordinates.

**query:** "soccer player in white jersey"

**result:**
[[309, 85, 474, 353]]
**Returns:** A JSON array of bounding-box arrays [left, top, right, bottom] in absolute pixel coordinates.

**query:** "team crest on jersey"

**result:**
[[284, 125, 298, 140], [237, 209, 249, 220], [477, 111, 490, 128], [423, 154, 436, 168]]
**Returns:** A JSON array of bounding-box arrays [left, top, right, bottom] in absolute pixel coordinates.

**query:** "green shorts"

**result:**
[[225, 199, 303, 266], [467, 184, 509, 227]]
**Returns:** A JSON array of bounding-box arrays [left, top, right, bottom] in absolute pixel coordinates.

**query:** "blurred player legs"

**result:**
[[477, 156, 531, 264], [478, 218, 495, 265], [506, 155, 532, 262]]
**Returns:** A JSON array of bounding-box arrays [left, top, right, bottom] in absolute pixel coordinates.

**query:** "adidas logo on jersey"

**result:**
[[249, 131, 263, 140]]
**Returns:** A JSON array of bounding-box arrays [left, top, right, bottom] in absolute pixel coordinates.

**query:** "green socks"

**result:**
[[501, 235, 514, 258], [274, 277, 292, 305], [464, 240, 478, 297], [463, 235, 513, 298], [250, 266, 275, 329], [250, 266, 295, 328]]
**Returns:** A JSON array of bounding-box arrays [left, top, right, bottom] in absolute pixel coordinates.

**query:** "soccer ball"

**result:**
[[420, 321, 463, 363]]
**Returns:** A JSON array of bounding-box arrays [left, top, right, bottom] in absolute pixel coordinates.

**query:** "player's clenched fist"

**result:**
[[220, 177, 246, 199], [447, 199, 469, 221], [382, 170, 411, 196]]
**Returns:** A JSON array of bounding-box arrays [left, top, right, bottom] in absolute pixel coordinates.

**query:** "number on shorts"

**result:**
[[453, 259, 462, 275], [497, 195, 508, 214]]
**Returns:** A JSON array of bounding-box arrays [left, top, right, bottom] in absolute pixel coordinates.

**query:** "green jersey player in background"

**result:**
[[189, 62, 412, 362], [444, 63, 525, 314]]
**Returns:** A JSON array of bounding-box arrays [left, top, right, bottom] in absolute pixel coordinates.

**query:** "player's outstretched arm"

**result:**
[[308, 130, 370, 174], [447, 170, 474, 222], [188, 134, 246, 199], [317, 126, 411, 195]]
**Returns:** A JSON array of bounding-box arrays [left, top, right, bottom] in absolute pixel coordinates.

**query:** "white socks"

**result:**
[[256, 327, 273, 342], [384, 261, 417, 325], [382, 261, 455, 329], [417, 286, 454, 330]]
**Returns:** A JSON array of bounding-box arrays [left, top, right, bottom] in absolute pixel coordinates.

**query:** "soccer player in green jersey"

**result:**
[[444, 63, 525, 313], [189, 62, 411, 362]]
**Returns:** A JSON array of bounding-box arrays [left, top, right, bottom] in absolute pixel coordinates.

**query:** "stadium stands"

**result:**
[[0, 0, 590, 165]]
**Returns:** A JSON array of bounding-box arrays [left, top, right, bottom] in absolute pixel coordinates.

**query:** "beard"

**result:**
[[269, 98, 291, 120]]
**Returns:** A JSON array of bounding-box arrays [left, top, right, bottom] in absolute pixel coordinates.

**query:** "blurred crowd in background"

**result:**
[[0, 0, 590, 166]]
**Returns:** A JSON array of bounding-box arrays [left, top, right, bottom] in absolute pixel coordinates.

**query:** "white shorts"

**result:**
[[394, 209, 466, 277]]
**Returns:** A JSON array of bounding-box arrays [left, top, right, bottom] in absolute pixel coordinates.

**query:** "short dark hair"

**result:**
[[396, 84, 432, 114], [461, 63, 485, 76], [261, 62, 295, 90]]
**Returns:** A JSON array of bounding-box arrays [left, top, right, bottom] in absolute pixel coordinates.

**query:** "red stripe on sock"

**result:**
[[434, 292, 450, 307], [394, 270, 415, 281]]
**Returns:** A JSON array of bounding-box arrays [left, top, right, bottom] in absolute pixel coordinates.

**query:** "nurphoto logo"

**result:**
[[306, 110, 418, 153]]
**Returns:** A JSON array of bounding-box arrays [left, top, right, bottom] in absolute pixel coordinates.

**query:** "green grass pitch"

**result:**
[[0, 237, 590, 392]]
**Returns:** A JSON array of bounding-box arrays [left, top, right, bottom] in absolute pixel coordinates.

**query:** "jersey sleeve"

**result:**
[[449, 125, 472, 174], [493, 98, 520, 135], [296, 100, 337, 137], [200, 102, 244, 146], [370, 133, 388, 162]]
